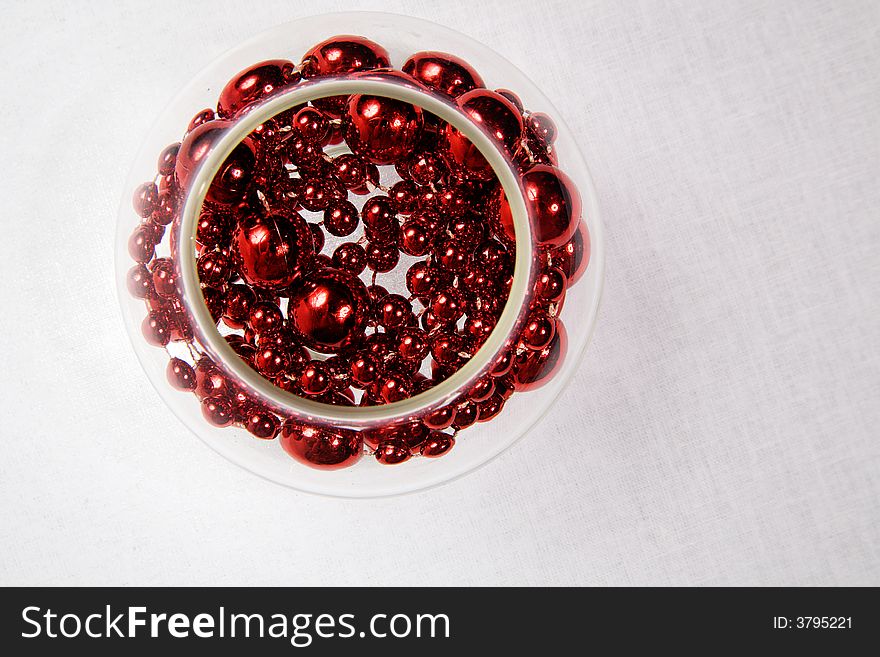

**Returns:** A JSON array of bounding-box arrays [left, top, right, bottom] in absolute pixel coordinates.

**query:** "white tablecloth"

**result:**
[[1, 0, 877, 585]]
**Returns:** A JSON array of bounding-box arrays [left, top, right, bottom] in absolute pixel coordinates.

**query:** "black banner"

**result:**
[[0, 587, 874, 653]]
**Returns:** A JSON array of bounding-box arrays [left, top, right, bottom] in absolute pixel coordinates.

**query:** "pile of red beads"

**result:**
[[126, 35, 590, 470]]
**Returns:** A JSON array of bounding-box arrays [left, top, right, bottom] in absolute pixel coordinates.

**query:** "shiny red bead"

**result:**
[[350, 352, 380, 388], [248, 300, 284, 335], [150, 258, 177, 298], [280, 420, 363, 470], [376, 294, 413, 330], [132, 182, 158, 218], [176, 120, 256, 204], [402, 51, 484, 98], [365, 241, 400, 273], [396, 326, 430, 362], [430, 286, 466, 322], [128, 224, 156, 264], [421, 432, 455, 457], [222, 284, 256, 329], [288, 268, 370, 352], [468, 377, 496, 403], [217, 60, 294, 118], [550, 220, 590, 286], [142, 311, 170, 346], [536, 266, 567, 305], [245, 409, 280, 439], [451, 402, 478, 430], [375, 440, 412, 465], [255, 344, 290, 377], [331, 242, 367, 275], [521, 164, 582, 248], [201, 395, 234, 427], [166, 357, 196, 391], [293, 106, 330, 144], [521, 310, 556, 351], [323, 199, 360, 237], [126, 264, 154, 299], [301, 36, 391, 79], [513, 320, 568, 391], [388, 180, 420, 214], [196, 250, 232, 289], [424, 405, 456, 430], [477, 393, 505, 422], [344, 95, 424, 165], [299, 361, 332, 396], [232, 211, 313, 290]]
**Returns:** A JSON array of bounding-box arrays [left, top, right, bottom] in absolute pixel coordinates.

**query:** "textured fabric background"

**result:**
[[1, 0, 878, 586]]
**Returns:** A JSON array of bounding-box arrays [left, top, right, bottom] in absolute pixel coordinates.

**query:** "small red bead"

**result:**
[[245, 409, 280, 439], [166, 358, 196, 391], [424, 405, 456, 430], [201, 395, 234, 427], [142, 311, 171, 346], [323, 199, 360, 237], [421, 432, 455, 457], [375, 440, 412, 465], [299, 361, 332, 396], [128, 224, 156, 264], [331, 242, 367, 275], [477, 393, 505, 422], [126, 264, 154, 299], [132, 182, 158, 218]]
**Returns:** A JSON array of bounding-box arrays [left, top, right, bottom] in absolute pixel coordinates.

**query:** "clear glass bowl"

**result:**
[[115, 11, 604, 497]]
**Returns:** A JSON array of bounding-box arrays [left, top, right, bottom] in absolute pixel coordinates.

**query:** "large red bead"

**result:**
[[441, 89, 523, 180], [522, 164, 582, 248], [288, 268, 370, 353], [217, 60, 295, 118], [280, 420, 363, 470], [375, 440, 411, 465], [300, 35, 390, 78], [231, 211, 313, 290], [175, 120, 256, 205], [421, 432, 455, 457], [513, 320, 568, 391], [550, 219, 590, 286], [344, 95, 424, 165], [402, 51, 484, 98]]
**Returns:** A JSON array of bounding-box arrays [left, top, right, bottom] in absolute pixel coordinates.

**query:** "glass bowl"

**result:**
[[115, 11, 604, 497]]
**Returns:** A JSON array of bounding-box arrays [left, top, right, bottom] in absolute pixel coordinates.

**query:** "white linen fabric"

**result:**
[[0, 0, 877, 585]]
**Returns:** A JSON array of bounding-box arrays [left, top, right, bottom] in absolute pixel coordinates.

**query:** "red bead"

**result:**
[[248, 300, 284, 335], [280, 420, 363, 470], [527, 112, 557, 146], [435, 239, 472, 273], [299, 178, 343, 212], [464, 311, 496, 343], [188, 108, 215, 131], [150, 258, 177, 298], [421, 432, 455, 457], [430, 286, 466, 322], [451, 402, 477, 430], [197, 250, 232, 289], [521, 164, 582, 248], [300, 36, 391, 78], [424, 405, 456, 430], [132, 182, 158, 218], [157, 143, 180, 176], [245, 409, 280, 439], [151, 190, 177, 226], [468, 377, 495, 403], [128, 224, 156, 263], [142, 311, 170, 346], [254, 344, 289, 377], [323, 199, 360, 237], [166, 357, 196, 391], [441, 89, 523, 180], [430, 330, 467, 366], [293, 106, 330, 144], [232, 211, 313, 290], [222, 284, 256, 329], [407, 151, 447, 185], [350, 352, 380, 388], [376, 294, 413, 330], [330, 153, 367, 189], [176, 120, 256, 204], [126, 264, 154, 299], [344, 95, 424, 165], [399, 217, 434, 256], [396, 326, 430, 362], [477, 393, 505, 422], [299, 361, 332, 395], [375, 440, 411, 465], [402, 51, 484, 98], [201, 395, 234, 427], [388, 180, 419, 214], [194, 359, 233, 399], [196, 208, 233, 250], [365, 241, 400, 273], [495, 88, 524, 112], [513, 320, 568, 391], [331, 242, 367, 275], [550, 220, 590, 286], [521, 310, 556, 351], [378, 374, 411, 403], [217, 60, 294, 118], [536, 266, 567, 305], [288, 268, 370, 352]]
